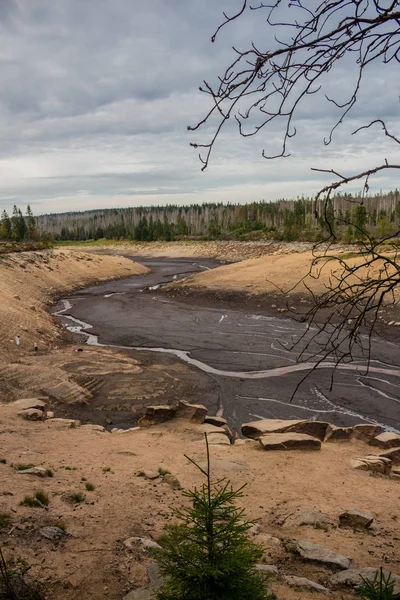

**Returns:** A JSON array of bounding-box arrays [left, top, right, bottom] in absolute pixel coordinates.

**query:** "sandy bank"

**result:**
[[1, 403, 399, 599], [0, 248, 147, 364]]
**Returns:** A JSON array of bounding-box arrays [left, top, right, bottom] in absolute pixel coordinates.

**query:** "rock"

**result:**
[[208, 433, 231, 445], [112, 427, 140, 434], [80, 424, 106, 432], [352, 455, 392, 474], [204, 416, 228, 427], [351, 424, 383, 442], [350, 459, 369, 471], [258, 534, 286, 562], [39, 526, 66, 541], [123, 587, 154, 600], [296, 540, 354, 570], [330, 568, 400, 593], [29, 304, 36, 311], [175, 400, 207, 423], [339, 509, 374, 530], [241, 419, 329, 441], [46, 411, 55, 419], [282, 508, 335, 528], [139, 405, 176, 427], [259, 433, 321, 451], [14, 294, 20, 300], [147, 562, 163, 590], [105, 418, 113, 425], [142, 470, 159, 480], [370, 432, 400, 449], [46, 418, 80, 429], [18, 409, 44, 421], [123, 537, 161, 551], [324, 425, 353, 441], [13, 398, 47, 412], [380, 447, 400, 464], [283, 576, 329, 594], [256, 564, 279, 575], [162, 474, 181, 490], [17, 467, 50, 477]]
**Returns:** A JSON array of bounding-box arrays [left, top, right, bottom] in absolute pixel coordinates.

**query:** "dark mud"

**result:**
[[54, 256, 400, 431]]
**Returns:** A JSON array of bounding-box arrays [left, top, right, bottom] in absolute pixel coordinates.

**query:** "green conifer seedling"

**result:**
[[152, 434, 275, 600]]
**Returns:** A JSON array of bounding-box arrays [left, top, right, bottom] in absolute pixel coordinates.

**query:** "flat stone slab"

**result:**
[[175, 400, 207, 423], [46, 418, 80, 429], [204, 416, 228, 427], [324, 425, 353, 442], [13, 398, 47, 411], [283, 575, 329, 594], [296, 540, 354, 570], [370, 432, 400, 449], [242, 419, 329, 441], [259, 433, 321, 451], [339, 509, 374, 530], [351, 455, 391, 474], [330, 568, 400, 593], [351, 424, 383, 442], [18, 409, 44, 421], [380, 447, 400, 464], [123, 587, 155, 600]]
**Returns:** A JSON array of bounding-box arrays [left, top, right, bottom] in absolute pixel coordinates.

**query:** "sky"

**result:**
[[0, 0, 398, 215]]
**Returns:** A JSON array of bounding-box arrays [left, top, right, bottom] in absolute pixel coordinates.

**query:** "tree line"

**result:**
[[0, 205, 38, 242], [36, 190, 400, 243]]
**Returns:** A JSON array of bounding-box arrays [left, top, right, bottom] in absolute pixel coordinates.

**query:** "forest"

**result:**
[[35, 191, 400, 243]]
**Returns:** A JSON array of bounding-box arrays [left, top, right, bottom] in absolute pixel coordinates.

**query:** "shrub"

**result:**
[[65, 492, 85, 504], [151, 435, 274, 600], [0, 549, 45, 599], [21, 491, 49, 508], [85, 483, 95, 491], [14, 463, 35, 471], [0, 513, 12, 531], [357, 568, 400, 599]]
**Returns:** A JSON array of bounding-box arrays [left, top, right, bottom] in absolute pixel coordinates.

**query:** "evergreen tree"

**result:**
[[11, 206, 27, 241], [1, 210, 12, 239], [152, 436, 274, 600]]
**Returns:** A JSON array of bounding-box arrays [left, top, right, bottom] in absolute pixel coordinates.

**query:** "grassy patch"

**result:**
[[14, 463, 35, 471], [65, 492, 85, 504], [65, 466, 77, 471], [21, 491, 49, 508], [0, 512, 12, 530], [85, 483, 95, 491], [0, 459, 6, 464], [102, 467, 111, 473]]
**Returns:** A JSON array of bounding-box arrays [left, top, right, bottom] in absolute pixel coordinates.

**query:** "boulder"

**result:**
[[123, 587, 154, 600], [138, 405, 176, 427], [259, 433, 321, 451], [40, 526, 66, 541], [18, 409, 44, 421], [324, 425, 353, 442], [339, 509, 374, 530], [46, 418, 80, 429], [370, 432, 400, 449], [241, 419, 329, 441], [296, 540, 354, 570], [351, 424, 383, 443], [256, 564, 279, 575], [17, 467, 50, 477], [330, 568, 400, 593], [175, 400, 207, 423], [46, 411, 55, 419], [283, 576, 329, 594], [204, 416, 228, 427], [282, 508, 335, 528], [13, 398, 48, 412], [380, 447, 400, 464]]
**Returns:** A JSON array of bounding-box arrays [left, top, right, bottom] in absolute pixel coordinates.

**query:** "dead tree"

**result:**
[[190, 0, 400, 376]]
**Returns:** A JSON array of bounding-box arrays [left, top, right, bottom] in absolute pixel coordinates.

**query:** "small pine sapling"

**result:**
[[152, 434, 275, 600]]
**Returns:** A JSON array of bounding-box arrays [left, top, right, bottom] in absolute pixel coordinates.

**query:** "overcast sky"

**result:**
[[0, 0, 398, 215]]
